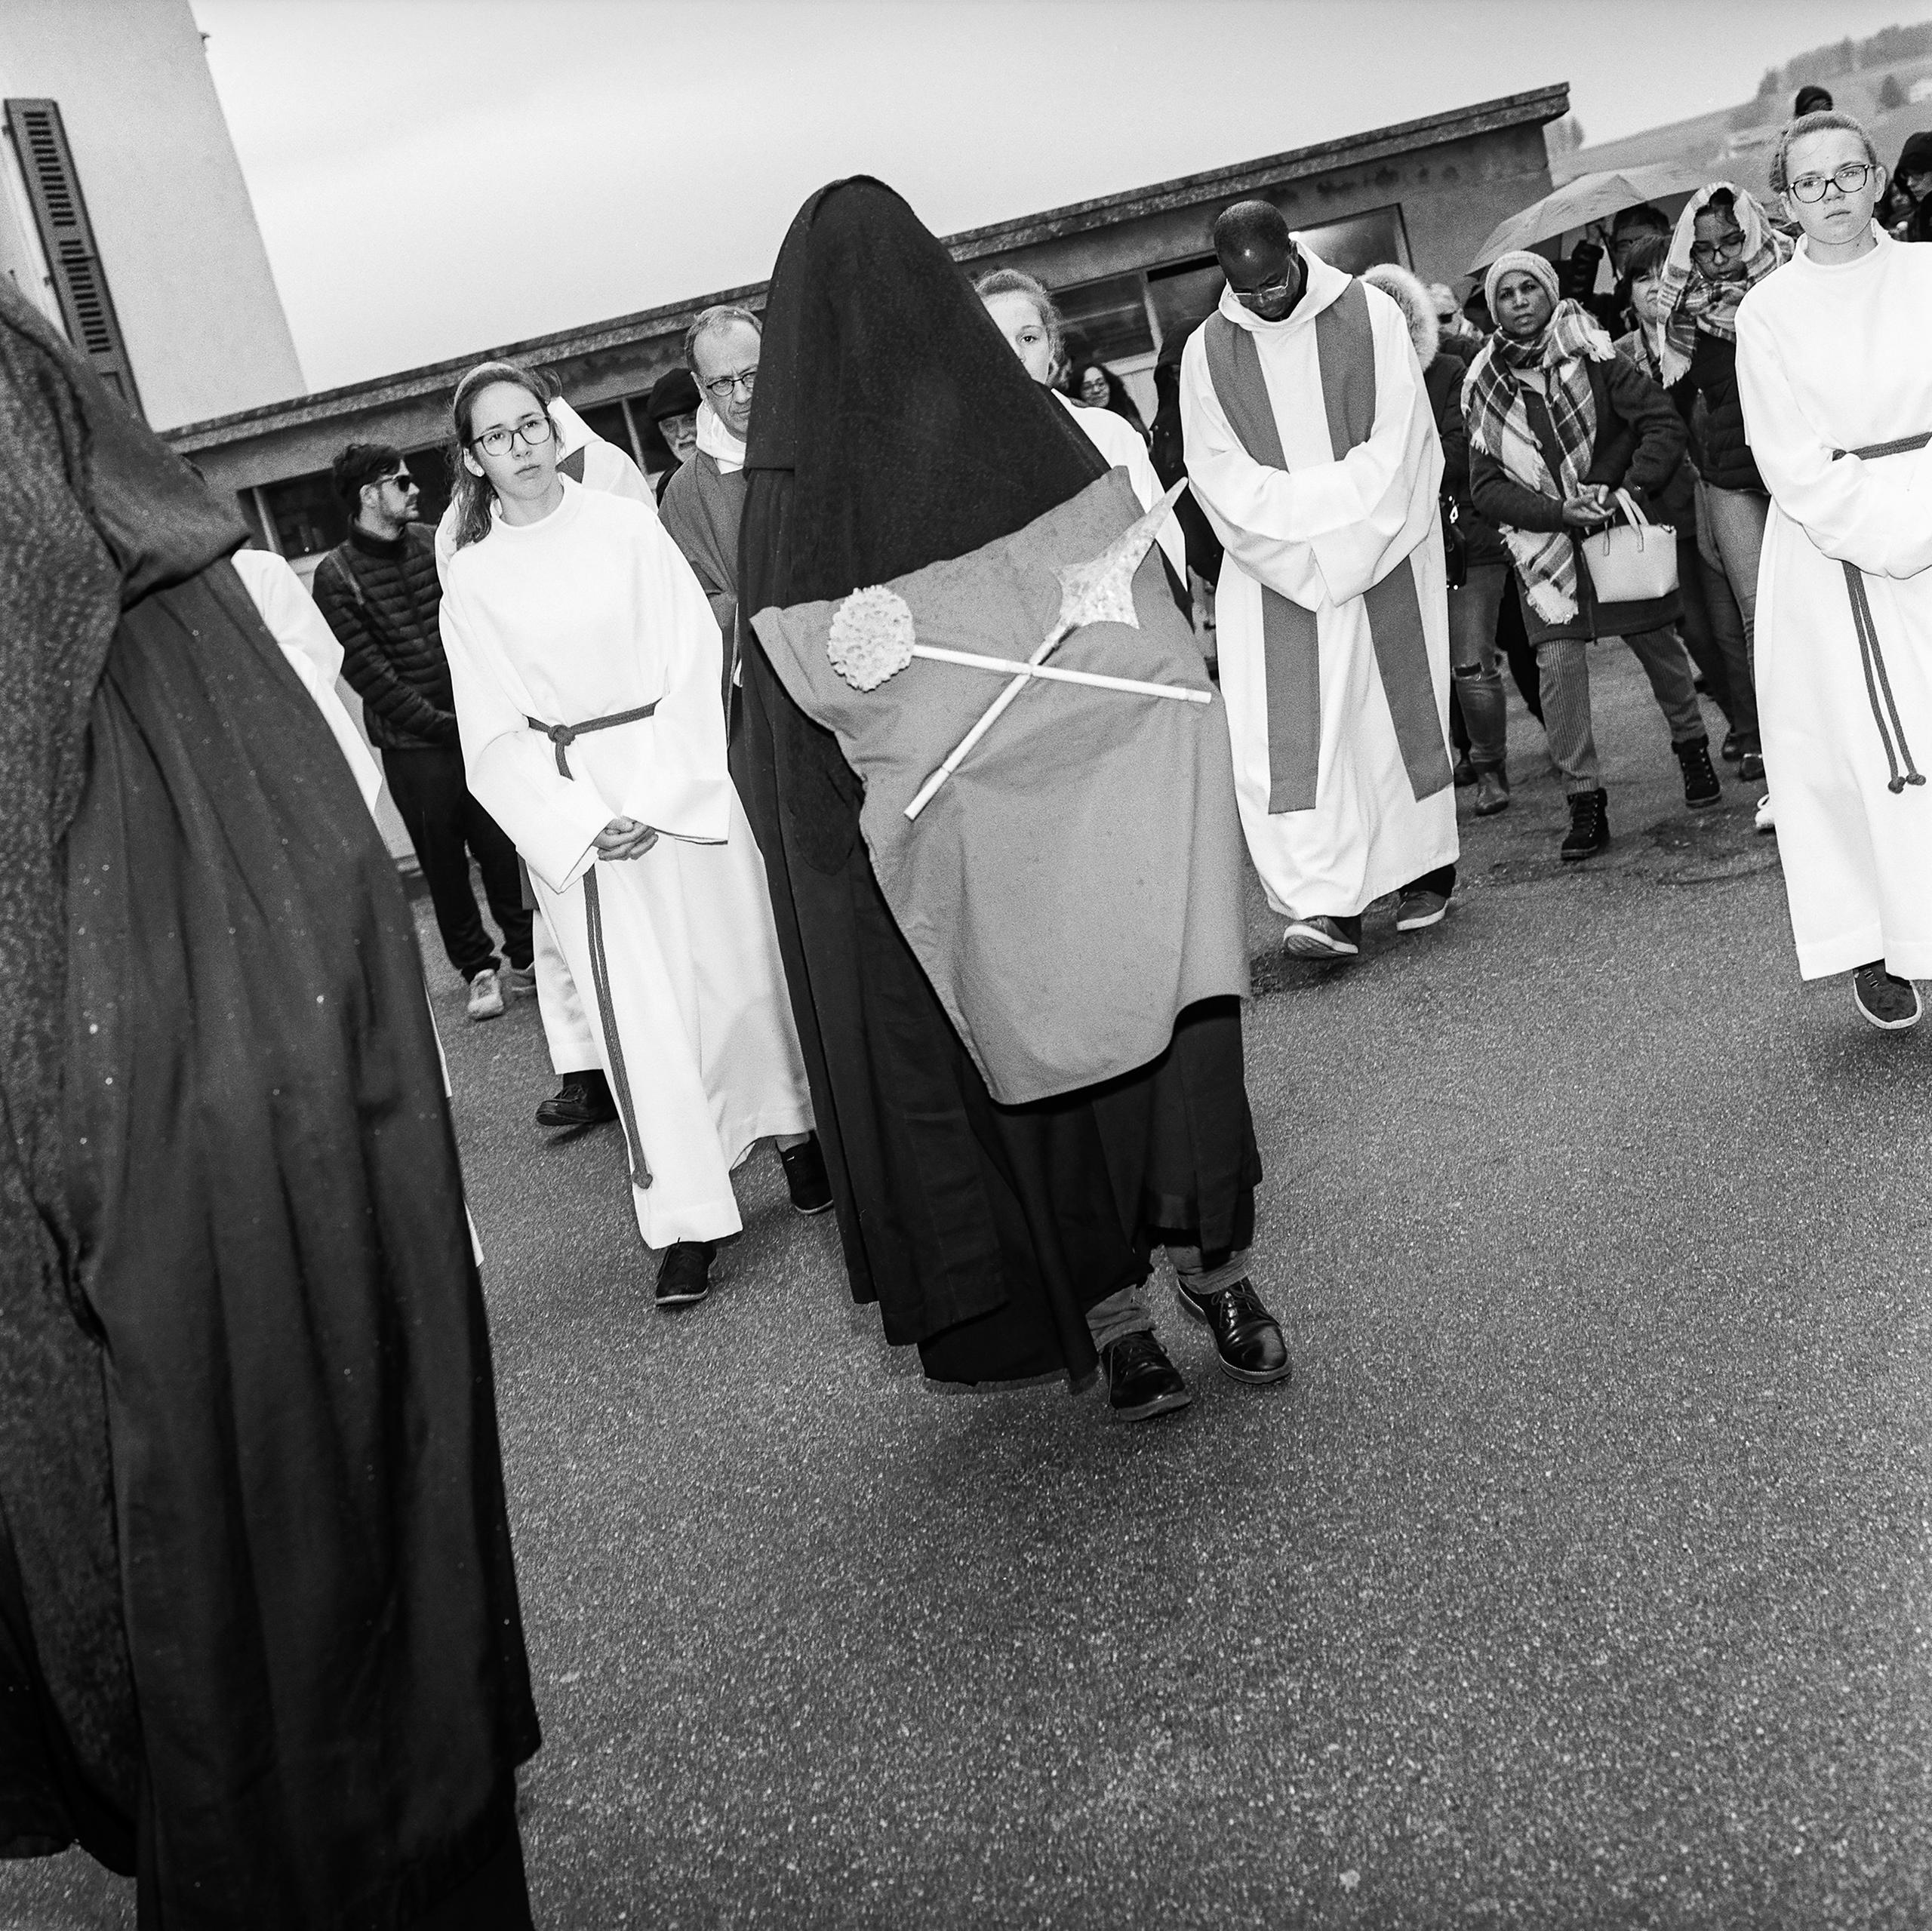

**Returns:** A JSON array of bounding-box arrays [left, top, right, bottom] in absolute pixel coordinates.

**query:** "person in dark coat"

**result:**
[[1896, 130, 1932, 243], [312, 442, 534, 1018], [734, 177, 1281, 1419], [1148, 332, 1225, 641], [0, 278, 537, 1927], [1367, 263, 1515, 816], [645, 365, 703, 503], [1465, 251, 1718, 861], [1561, 202, 1672, 336]]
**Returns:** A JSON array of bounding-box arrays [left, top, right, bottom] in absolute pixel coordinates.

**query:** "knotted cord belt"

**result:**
[[528, 704, 660, 1188], [1830, 434, 1931, 794]]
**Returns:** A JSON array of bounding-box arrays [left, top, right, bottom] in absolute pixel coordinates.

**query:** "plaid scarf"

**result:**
[[1461, 300, 1615, 621], [1656, 183, 1790, 386]]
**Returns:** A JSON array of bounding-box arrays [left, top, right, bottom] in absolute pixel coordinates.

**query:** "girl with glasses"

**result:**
[[1734, 112, 1932, 1030], [438, 358, 820, 1300]]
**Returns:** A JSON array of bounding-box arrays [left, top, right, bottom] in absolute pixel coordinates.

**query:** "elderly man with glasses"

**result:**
[[1180, 200, 1458, 961], [313, 441, 533, 1021], [659, 305, 763, 730]]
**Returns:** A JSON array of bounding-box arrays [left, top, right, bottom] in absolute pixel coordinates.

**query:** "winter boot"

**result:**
[[1560, 787, 1610, 862], [1674, 733, 1721, 809]]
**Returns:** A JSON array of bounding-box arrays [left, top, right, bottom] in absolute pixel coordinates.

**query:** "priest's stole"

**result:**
[[752, 469, 1249, 1106]]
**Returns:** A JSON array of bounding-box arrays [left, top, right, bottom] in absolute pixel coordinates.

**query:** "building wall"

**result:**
[[0, 0, 303, 428]]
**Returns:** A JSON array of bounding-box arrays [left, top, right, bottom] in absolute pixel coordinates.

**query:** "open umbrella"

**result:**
[[1468, 162, 1710, 272]]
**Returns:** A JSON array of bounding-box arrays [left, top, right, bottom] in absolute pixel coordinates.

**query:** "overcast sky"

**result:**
[[192, 0, 1932, 393]]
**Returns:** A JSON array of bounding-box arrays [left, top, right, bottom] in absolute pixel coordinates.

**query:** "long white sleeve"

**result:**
[[1736, 298, 1931, 580], [1181, 299, 1442, 611], [441, 566, 617, 893]]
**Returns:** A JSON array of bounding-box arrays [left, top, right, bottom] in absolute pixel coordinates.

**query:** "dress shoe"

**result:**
[[1452, 751, 1476, 787], [1100, 1332, 1192, 1421], [1472, 768, 1511, 816], [779, 1134, 834, 1215], [654, 1241, 714, 1307], [535, 1069, 619, 1129], [1174, 1278, 1292, 1385]]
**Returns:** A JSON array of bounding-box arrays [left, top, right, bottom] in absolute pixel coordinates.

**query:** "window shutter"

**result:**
[[4, 98, 143, 416]]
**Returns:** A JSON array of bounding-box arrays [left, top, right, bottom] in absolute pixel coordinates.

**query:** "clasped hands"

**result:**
[[1560, 483, 1617, 530], [595, 816, 659, 860]]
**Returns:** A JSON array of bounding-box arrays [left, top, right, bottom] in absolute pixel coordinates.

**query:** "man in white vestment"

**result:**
[[1181, 201, 1458, 959], [441, 364, 819, 1305]]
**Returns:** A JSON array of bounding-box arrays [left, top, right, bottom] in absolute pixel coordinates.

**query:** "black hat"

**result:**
[[645, 367, 700, 422]]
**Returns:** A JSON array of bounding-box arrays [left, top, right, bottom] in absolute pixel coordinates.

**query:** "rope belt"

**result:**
[[528, 700, 658, 777], [1830, 433, 1931, 795], [528, 704, 660, 1188]]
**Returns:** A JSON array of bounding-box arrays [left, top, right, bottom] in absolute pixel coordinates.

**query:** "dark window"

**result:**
[[1056, 271, 1155, 367]]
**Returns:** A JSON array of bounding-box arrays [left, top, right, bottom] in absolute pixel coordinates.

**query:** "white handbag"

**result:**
[[1580, 488, 1678, 605]]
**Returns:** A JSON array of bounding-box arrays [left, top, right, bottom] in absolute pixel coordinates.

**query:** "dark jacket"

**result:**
[[1426, 337, 1509, 570], [311, 521, 457, 750], [1561, 241, 1635, 337], [1663, 327, 1763, 496], [1469, 349, 1687, 644]]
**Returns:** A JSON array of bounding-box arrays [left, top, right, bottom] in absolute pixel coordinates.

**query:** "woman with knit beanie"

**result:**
[[1464, 249, 1720, 860]]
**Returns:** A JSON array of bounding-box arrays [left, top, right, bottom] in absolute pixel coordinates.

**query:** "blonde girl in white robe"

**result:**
[[1735, 111, 1932, 1032], [438, 362, 814, 1295]]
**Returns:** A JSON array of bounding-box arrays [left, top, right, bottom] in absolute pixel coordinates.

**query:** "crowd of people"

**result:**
[[0, 87, 1927, 1928]]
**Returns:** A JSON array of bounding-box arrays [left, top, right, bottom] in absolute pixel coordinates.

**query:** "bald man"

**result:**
[[1180, 201, 1457, 958]]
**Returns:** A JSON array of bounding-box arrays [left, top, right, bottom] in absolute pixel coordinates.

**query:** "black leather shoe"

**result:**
[[654, 1241, 714, 1307], [1719, 730, 1744, 764], [536, 1069, 617, 1129], [1175, 1278, 1293, 1385], [778, 1135, 834, 1215], [1100, 1332, 1192, 1421]]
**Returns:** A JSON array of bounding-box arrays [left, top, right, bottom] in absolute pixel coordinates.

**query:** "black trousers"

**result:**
[[382, 747, 532, 981]]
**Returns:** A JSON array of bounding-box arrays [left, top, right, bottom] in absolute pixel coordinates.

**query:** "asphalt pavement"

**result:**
[[8, 644, 1931, 1930]]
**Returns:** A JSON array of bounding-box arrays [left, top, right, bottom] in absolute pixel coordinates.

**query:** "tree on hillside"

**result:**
[[1879, 71, 1908, 110], [1754, 65, 1784, 102], [1546, 114, 1586, 157]]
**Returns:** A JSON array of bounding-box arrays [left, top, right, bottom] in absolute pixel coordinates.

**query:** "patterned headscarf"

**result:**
[[1654, 183, 1790, 385], [1461, 297, 1618, 623]]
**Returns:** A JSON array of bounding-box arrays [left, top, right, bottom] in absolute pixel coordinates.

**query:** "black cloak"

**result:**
[[0, 281, 537, 1923], [735, 177, 1260, 1385]]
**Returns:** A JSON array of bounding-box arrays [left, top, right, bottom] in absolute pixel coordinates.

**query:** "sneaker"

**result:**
[[1560, 788, 1610, 862], [1850, 963, 1921, 1032], [1281, 915, 1359, 959], [777, 1135, 834, 1216], [535, 1069, 617, 1129], [466, 968, 506, 1021], [501, 963, 537, 999], [654, 1240, 715, 1306], [1472, 768, 1511, 816], [1394, 888, 1450, 933], [1174, 1278, 1293, 1385], [1755, 793, 1776, 835], [1100, 1332, 1192, 1422], [1673, 733, 1721, 810]]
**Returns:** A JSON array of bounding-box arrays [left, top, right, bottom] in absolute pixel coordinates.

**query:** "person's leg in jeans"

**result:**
[[462, 794, 534, 971], [1700, 483, 1768, 768], [1534, 636, 1600, 794], [1672, 528, 1734, 724], [1497, 572, 1542, 724], [1699, 553, 1755, 744], [1621, 626, 1707, 745], [1448, 563, 1509, 786], [383, 747, 498, 982]]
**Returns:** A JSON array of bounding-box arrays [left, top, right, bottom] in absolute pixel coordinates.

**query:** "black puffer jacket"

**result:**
[[311, 522, 457, 750], [1664, 328, 1763, 496]]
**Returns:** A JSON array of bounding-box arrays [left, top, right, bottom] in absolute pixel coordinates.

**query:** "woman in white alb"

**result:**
[[438, 359, 817, 1300], [1735, 111, 1932, 1032]]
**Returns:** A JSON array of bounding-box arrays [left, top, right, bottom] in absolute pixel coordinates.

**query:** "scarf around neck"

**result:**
[[1461, 300, 1616, 620], [696, 398, 746, 475], [1656, 183, 1790, 385]]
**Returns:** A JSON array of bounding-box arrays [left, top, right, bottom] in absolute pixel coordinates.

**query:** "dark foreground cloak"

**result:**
[[0, 282, 537, 1923], [737, 177, 1261, 1385]]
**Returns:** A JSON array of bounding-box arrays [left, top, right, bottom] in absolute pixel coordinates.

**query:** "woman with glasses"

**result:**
[[438, 359, 819, 1300], [1735, 112, 1932, 1031], [1651, 183, 1792, 786]]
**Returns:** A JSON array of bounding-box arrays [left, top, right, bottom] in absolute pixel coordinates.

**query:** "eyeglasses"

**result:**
[[1232, 275, 1296, 309], [1789, 161, 1877, 202], [470, 414, 555, 457], [1689, 232, 1747, 266], [703, 367, 758, 401]]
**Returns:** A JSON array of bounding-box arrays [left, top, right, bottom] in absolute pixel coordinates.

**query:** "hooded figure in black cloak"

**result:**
[[736, 177, 1287, 1410], [0, 280, 538, 1925]]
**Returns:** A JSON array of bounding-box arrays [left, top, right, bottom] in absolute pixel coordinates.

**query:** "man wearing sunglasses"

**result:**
[[314, 441, 534, 1022]]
